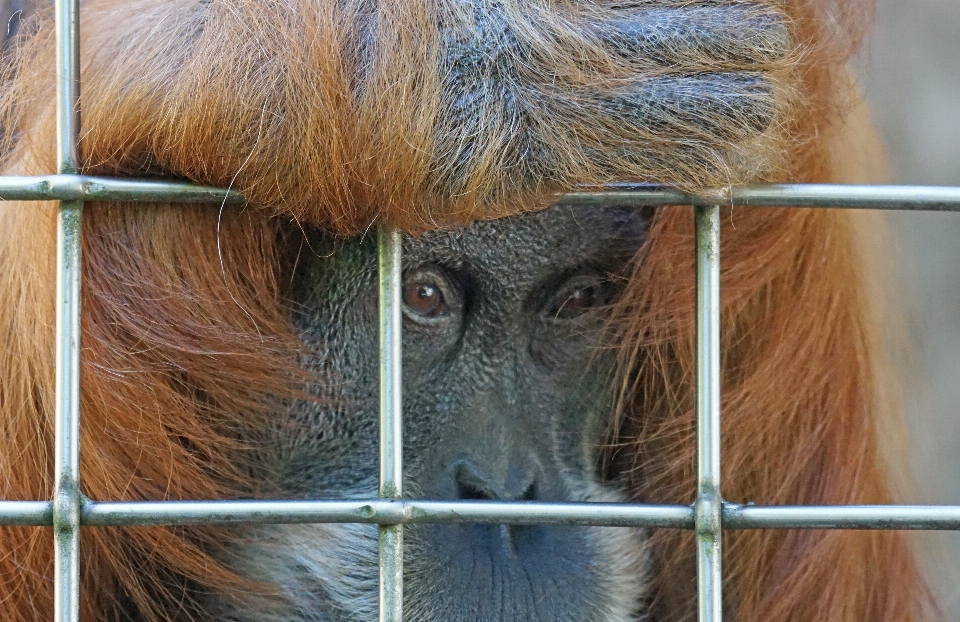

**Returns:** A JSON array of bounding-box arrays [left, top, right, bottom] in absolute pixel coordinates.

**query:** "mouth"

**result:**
[[399, 523, 648, 622], [207, 509, 647, 622]]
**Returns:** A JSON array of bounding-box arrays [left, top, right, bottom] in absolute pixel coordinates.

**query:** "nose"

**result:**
[[448, 457, 547, 558], [453, 458, 540, 502]]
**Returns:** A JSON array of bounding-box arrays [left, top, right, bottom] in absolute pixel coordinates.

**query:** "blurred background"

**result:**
[[860, 0, 960, 615]]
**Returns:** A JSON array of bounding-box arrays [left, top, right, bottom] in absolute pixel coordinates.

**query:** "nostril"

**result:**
[[457, 479, 494, 501], [519, 481, 536, 502], [453, 460, 540, 502], [454, 461, 498, 501], [451, 460, 542, 557]]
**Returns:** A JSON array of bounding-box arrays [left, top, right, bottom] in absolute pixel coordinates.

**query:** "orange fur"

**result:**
[[0, 0, 936, 620]]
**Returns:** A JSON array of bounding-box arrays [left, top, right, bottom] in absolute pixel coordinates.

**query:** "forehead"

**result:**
[[404, 205, 650, 275]]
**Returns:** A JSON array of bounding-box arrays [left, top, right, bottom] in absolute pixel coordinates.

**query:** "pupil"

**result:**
[[403, 281, 445, 316], [565, 286, 596, 311], [570, 287, 593, 306]]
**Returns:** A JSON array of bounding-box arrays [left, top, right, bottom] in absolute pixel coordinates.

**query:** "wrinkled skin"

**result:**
[[208, 205, 651, 622]]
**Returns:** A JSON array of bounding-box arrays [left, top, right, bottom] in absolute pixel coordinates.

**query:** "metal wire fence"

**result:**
[[3, 1, 960, 621]]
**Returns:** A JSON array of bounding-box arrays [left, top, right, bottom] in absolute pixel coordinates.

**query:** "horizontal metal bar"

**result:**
[[0, 501, 54, 525], [0, 177, 959, 211], [5, 500, 960, 530], [731, 184, 960, 210], [80, 500, 695, 528], [558, 183, 960, 211], [556, 185, 691, 208], [724, 504, 960, 530], [0, 175, 242, 203]]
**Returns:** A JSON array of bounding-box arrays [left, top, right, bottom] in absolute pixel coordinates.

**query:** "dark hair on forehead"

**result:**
[[3, 0, 813, 233]]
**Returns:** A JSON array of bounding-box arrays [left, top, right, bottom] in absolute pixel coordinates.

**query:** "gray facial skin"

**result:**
[[209, 205, 652, 622]]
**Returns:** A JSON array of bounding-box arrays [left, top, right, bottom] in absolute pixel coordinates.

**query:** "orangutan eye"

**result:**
[[544, 275, 614, 321], [404, 282, 446, 316], [402, 268, 454, 320]]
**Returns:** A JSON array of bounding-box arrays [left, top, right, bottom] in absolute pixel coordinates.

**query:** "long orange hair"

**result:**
[[0, 0, 935, 620]]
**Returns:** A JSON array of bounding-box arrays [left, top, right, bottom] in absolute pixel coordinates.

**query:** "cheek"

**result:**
[[282, 310, 383, 495], [209, 523, 381, 620], [525, 339, 617, 419], [528, 319, 611, 371], [273, 399, 381, 497]]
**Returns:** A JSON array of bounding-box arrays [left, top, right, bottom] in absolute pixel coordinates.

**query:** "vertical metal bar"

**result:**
[[53, 0, 82, 619], [54, 200, 83, 622], [695, 205, 722, 622], [55, 0, 80, 174], [378, 227, 403, 622]]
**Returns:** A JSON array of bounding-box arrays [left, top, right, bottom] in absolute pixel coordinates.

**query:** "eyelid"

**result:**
[[540, 272, 613, 321], [401, 265, 463, 323]]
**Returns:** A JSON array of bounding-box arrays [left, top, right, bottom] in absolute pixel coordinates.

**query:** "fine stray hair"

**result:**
[[0, 0, 938, 621]]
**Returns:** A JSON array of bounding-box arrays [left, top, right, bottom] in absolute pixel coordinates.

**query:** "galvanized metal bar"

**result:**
[[722, 504, 960, 530], [78, 500, 696, 528], [76, 501, 960, 530], [53, 199, 82, 622], [0, 502, 54, 525], [55, 0, 79, 174], [1, 178, 960, 210], [10, 499, 960, 530], [0, 175, 243, 203], [729, 183, 960, 211], [556, 183, 960, 211], [695, 205, 722, 622], [53, 0, 83, 617], [378, 226, 404, 622]]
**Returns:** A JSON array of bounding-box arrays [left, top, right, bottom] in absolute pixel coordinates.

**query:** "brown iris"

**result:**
[[403, 282, 447, 317]]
